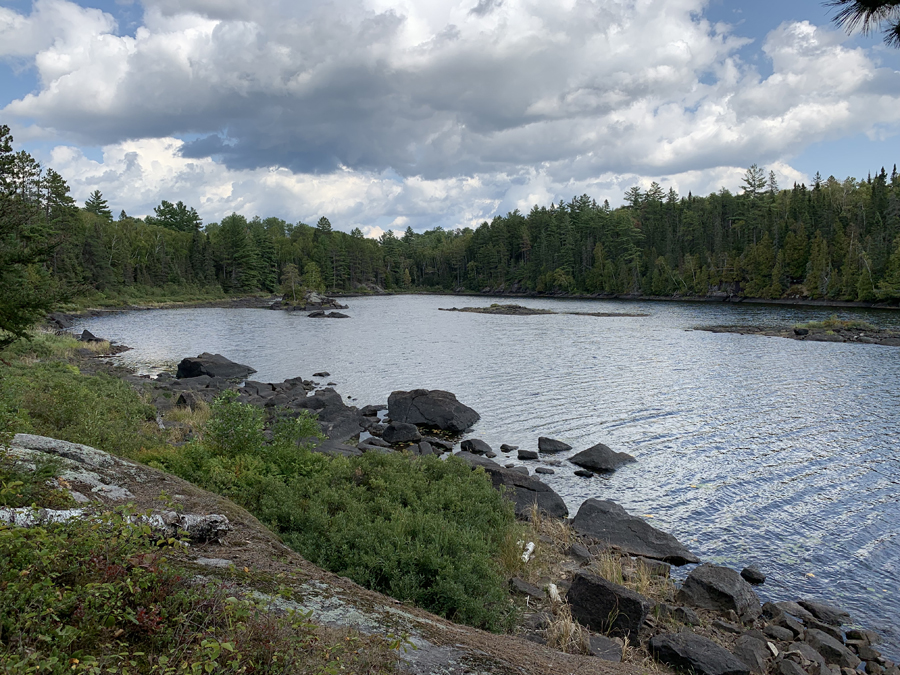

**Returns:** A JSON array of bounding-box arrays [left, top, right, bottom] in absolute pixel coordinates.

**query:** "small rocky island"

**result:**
[[440, 303, 649, 317], [698, 316, 900, 346]]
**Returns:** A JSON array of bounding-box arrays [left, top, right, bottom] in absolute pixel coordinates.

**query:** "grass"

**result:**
[[61, 285, 229, 311], [795, 314, 878, 331]]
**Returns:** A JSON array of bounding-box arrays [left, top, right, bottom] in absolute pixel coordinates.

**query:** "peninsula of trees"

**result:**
[[4, 125, 900, 323]]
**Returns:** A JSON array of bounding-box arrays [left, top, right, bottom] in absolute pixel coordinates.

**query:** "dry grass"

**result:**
[[588, 550, 675, 601], [162, 399, 211, 443], [543, 603, 592, 655]]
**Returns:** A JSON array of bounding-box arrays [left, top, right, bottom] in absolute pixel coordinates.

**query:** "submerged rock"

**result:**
[[571, 498, 699, 565], [568, 442, 636, 473]]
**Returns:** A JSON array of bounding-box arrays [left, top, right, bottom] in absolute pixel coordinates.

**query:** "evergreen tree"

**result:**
[[84, 190, 112, 221]]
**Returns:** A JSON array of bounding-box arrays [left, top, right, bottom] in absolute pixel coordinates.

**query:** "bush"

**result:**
[[0, 510, 398, 674], [152, 394, 519, 632]]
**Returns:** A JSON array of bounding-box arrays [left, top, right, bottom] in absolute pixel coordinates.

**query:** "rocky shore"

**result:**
[[697, 324, 900, 346], [439, 303, 649, 317], [60, 339, 897, 672]]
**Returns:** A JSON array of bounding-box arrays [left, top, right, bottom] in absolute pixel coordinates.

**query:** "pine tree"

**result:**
[[84, 190, 112, 220]]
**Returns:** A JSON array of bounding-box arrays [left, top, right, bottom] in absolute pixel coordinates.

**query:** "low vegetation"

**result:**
[[0, 505, 399, 674], [144, 391, 521, 632], [794, 314, 879, 331]]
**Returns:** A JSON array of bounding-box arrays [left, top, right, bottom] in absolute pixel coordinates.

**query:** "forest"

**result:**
[[4, 124, 900, 318]]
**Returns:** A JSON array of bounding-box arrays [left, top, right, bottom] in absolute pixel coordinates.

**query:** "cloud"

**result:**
[[2, 0, 898, 230], [42, 135, 810, 233]]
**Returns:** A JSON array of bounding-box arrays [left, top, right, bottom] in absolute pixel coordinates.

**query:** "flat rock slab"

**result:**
[[805, 630, 860, 669], [677, 563, 762, 622], [569, 442, 636, 473], [176, 352, 256, 380], [388, 389, 480, 433], [589, 635, 623, 662], [571, 498, 699, 565], [650, 631, 751, 675]]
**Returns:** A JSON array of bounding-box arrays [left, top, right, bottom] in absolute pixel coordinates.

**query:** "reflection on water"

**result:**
[[75, 296, 900, 655]]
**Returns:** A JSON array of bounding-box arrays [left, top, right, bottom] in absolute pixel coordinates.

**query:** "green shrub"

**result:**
[[152, 394, 518, 632], [0, 510, 398, 674], [795, 314, 878, 331], [0, 451, 74, 509]]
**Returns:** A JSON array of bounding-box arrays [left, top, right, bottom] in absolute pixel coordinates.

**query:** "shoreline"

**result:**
[[65, 339, 898, 665]]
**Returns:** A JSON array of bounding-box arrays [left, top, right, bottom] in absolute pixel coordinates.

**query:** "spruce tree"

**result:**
[[84, 190, 112, 220]]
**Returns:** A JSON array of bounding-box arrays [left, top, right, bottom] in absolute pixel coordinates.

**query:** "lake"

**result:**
[[73, 295, 900, 655]]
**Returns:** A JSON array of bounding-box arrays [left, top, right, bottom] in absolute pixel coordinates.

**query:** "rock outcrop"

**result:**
[[571, 498, 699, 565], [568, 442, 636, 473]]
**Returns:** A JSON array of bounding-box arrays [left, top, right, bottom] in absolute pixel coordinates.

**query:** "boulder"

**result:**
[[454, 454, 568, 519], [326, 312, 349, 318], [534, 467, 554, 475], [733, 635, 770, 673], [569, 443, 636, 473], [741, 566, 766, 585], [805, 630, 860, 669], [176, 353, 256, 380], [387, 389, 480, 433], [677, 564, 762, 622], [650, 632, 751, 675], [784, 642, 829, 672], [567, 571, 651, 639], [382, 423, 423, 444], [574, 469, 594, 477], [572, 499, 699, 565], [798, 600, 851, 627], [518, 450, 538, 460], [538, 437, 571, 454], [460, 439, 492, 455], [500, 444, 518, 452], [776, 602, 815, 623]]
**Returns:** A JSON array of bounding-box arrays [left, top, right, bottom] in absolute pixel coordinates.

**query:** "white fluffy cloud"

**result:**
[[2, 0, 899, 229]]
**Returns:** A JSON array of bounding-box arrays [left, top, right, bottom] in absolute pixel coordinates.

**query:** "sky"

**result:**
[[2, 0, 899, 236]]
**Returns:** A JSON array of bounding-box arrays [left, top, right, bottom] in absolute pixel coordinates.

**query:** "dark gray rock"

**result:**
[[778, 659, 809, 675], [777, 602, 815, 623], [423, 437, 453, 453], [714, 620, 743, 634], [650, 631, 751, 675], [534, 467, 555, 475], [381, 422, 422, 444], [733, 635, 770, 673], [510, 466, 529, 475], [567, 543, 592, 563], [589, 635, 623, 662], [775, 614, 805, 639], [460, 438, 492, 455], [807, 619, 843, 643], [522, 612, 552, 631], [387, 389, 479, 432], [175, 390, 208, 410], [805, 630, 860, 669], [358, 404, 385, 416], [765, 625, 795, 642], [176, 353, 256, 380], [635, 556, 671, 577], [312, 440, 364, 458], [857, 645, 881, 661], [567, 571, 650, 639], [477, 463, 568, 519], [677, 564, 762, 622], [500, 444, 518, 452], [572, 499, 699, 565], [574, 469, 594, 477], [518, 449, 538, 460], [307, 310, 326, 317], [569, 442, 636, 473], [360, 436, 391, 448], [846, 629, 881, 645], [785, 642, 829, 671], [798, 600, 851, 627], [326, 311, 349, 318], [312, 371, 330, 377], [741, 566, 766, 585], [538, 437, 572, 454], [453, 451, 502, 471], [416, 441, 434, 456], [673, 606, 701, 626], [509, 577, 545, 600]]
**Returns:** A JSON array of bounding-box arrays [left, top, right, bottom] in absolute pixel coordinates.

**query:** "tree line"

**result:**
[[3, 123, 900, 345]]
